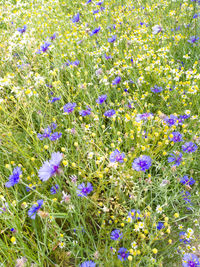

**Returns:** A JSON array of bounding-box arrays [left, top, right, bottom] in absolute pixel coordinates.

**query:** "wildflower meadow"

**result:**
[[0, 0, 200, 266]]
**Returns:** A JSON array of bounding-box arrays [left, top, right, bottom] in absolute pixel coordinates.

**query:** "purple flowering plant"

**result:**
[[38, 152, 63, 181]]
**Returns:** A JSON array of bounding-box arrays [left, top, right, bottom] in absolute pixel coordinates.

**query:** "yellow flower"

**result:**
[[152, 248, 158, 254], [11, 236, 16, 244]]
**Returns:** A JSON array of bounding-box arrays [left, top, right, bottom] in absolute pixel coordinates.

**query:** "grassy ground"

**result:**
[[0, 0, 200, 266]]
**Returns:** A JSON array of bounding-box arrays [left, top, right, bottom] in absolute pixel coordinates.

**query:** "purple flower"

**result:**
[[179, 231, 191, 244], [108, 35, 117, 43], [168, 152, 182, 166], [180, 176, 195, 186], [104, 109, 116, 117], [72, 13, 80, 23], [5, 167, 22, 188], [135, 113, 153, 122], [182, 253, 200, 267], [109, 149, 125, 163], [188, 36, 199, 44], [37, 124, 58, 140], [104, 54, 112, 60], [79, 107, 91, 116], [132, 155, 152, 172], [117, 247, 129, 261], [77, 182, 93, 197], [49, 132, 62, 141], [193, 13, 199, 18], [112, 76, 121, 85], [49, 96, 61, 103], [96, 94, 107, 104], [50, 33, 57, 41], [151, 85, 163, 93], [157, 222, 164, 230], [169, 132, 183, 142], [182, 142, 197, 153], [50, 184, 59, 194], [79, 261, 96, 267], [38, 152, 63, 182], [93, 10, 99, 14], [164, 114, 178, 126], [63, 103, 77, 113], [178, 114, 190, 125], [152, 25, 162, 34], [110, 229, 123, 240], [73, 60, 80, 66], [37, 42, 51, 54], [181, 191, 192, 210], [90, 27, 101, 36], [28, 200, 43, 219], [17, 25, 27, 34]]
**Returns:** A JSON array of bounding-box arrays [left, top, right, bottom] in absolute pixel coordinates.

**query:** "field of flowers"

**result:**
[[0, 0, 200, 266]]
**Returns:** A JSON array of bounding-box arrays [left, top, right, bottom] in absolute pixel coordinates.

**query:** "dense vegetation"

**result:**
[[0, 0, 200, 266]]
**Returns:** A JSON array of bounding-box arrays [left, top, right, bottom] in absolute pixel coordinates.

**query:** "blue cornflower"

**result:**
[[37, 42, 51, 54], [49, 132, 62, 141], [151, 85, 163, 93], [51, 122, 57, 130], [50, 184, 59, 194], [188, 36, 199, 44], [182, 142, 197, 153], [50, 33, 57, 40], [135, 113, 153, 122], [182, 253, 200, 267], [178, 114, 190, 125], [79, 107, 91, 116], [193, 13, 199, 18], [37, 124, 58, 140], [181, 191, 192, 210], [86, 0, 92, 3], [77, 182, 93, 197], [28, 200, 43, 219], [104, 54, 112, 60], [63, 103, 77, 113], [104, 109, 116, 117], [169, 132, 183, 142], [168, 152, 182, 166], [38, 152, 63, 182], [157, 222, 165, 230], [180, 175, 195, 186], [117, 247, 129, 261], [164, 115, 178, 126], [5, 167, 22, 188], [79, 261, 96, 267], [73, 60, 80, 66], [109, 149, 125, 163], [72, 13, 80, 23], [17, 25, 27, 34], [108, 35, 117, 43], [93, 10, 99, 14], [132, 155, 152, 172], [112, 76, 121, 85], [49, 96, 61, 103], [179, 231, 191, 244], [96, 94, 107, 104], [26, 185, 36, 192], [90, 27, 101, 36], [110, 229, 123, 240]]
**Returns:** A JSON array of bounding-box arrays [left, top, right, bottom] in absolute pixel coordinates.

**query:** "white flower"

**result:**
[[156, 205, 163, 214], [152, 25, 162, 34]]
